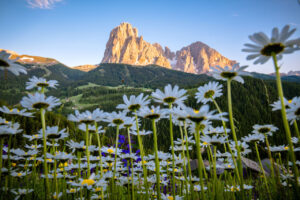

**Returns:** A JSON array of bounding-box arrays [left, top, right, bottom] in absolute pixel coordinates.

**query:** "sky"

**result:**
[[0, 0, 300, 74]]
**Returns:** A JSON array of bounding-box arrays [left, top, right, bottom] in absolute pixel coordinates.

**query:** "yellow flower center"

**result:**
[[151, 109, 154, 113], [46, 158, 53, 162], [107, 148, 114, 154], [193, 109, 199, 114], [227, 164, 231, 168], [168, 196, 174, 200], [12, 163, 16, 167], [81, 179, 95, 186], [82, 146, 86, 150], [284, 146, 289, 150], [174, 169, 178, 172], [17, 173, 22, 177], [288, 100, 292, 103], [70, 188, 76, 193], [95, 187, 101, 192], [5, 120, 9, 124], [203, 142, 208, 145]]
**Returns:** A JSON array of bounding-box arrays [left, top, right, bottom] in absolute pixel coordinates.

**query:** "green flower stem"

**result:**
[[195, 123, 205, 200], [7, 134, 12, 189], [254, 142, 271, 198], [0, 138, 4, 184], [95, 123, 105, 200], [183, 121, 194, 199], [293, 120, 300, 140], [77, 152, 81, 180], [41, 108, 49, 200], [126, 127, 135, 200], [179, 125, 189, 200], [212, 98, 240, 183], [134, 111, 149, 199], [85, 124, 90, 178], [168, 103, 176, 199], [152, 119, 161, 200], [272, 53, 299, 185], [263, 134, 276, 182], [52, 140, 58, 199], [226, 79, 244, 189], [112, 124, 120, 188]]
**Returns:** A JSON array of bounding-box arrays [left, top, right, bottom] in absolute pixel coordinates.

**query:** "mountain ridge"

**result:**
[[101, 22, 236, 74]]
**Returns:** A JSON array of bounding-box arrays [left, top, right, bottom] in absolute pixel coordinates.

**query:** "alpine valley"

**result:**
[[1, 23, 300, 143]]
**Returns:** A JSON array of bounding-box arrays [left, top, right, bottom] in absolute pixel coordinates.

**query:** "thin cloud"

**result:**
[[26, 0, 64, 9], [232, 13, 239, 17]]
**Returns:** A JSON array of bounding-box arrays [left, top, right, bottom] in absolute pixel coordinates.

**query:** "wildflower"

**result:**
[[52, 192, 62, 199], [196, 81, 223, 104], [252, 124, 278, 136], [151, 84, 187, 107], [68, 110, 95, 124], [103, 111, 127, 126], [10, 188, 34, 200], [286, 96, 300, 122], [39, 126, 68, 140], [131, 129, 152, 136], [78, 173, 96, 189], [0, 51, 27, 75], [201, 135, 228, 145], [26, 76, 58, 90], [0, 106, 33, 117], [242, 25, 300, 64], [0, 122, 22, 137], [78, 124, 104, 134], [242, 133, 265, 143], [186, 105, 226, 123], [270, 97, 290, 111], [138, 105, 167, 120], [20, 92, 60, 111], [117, 93, 150, 112], [210, 64, 250, 84]]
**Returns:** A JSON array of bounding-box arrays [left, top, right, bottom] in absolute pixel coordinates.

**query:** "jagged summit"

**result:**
[[101, 23, 236, 74], [101, 23, 171, 68]]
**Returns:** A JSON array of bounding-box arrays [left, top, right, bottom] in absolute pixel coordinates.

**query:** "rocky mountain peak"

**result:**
[[101, 23, 171, 68], [101, 23, 236, 74]]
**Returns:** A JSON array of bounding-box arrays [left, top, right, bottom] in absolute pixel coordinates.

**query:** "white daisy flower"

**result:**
[[130, 129, 152, 136], [0, 51, 27, 76], [0, 106, 33, 117], [78, 124, 104, 134], [20, 92, 60, 111], [117, 93, 150, 112], [0, 122, 22, 136], [170, 106, 188, 122], [268, 145, 290, 152], [138, 105, 167, 120], [195, 81, 223, 104], [10, 188, 34, 200], [286, 96, 300, 122], [210, 64, 250, 84], [68, 110, 96, 124], [242, 133, 265, 143], [201, 134, 228, 145], [252, 124, 278, 137], [242, 25, 300, 64], [270, 97, 290, 111], [26, 76, 58, 90], [103, 111, 127, 126], [186, 105, 227, 124], [151, 84, 187, 107], [161, 193, 183, 200], [39, 126, 68, 140]]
